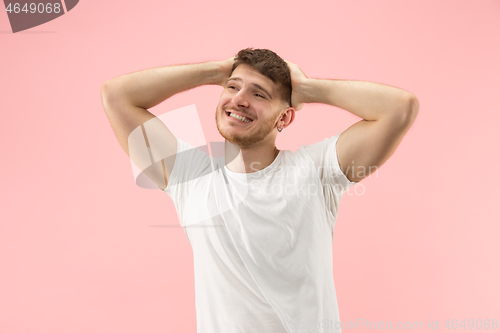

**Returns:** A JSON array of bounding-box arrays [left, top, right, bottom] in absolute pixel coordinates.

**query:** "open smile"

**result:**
[[225, 110, 254, 124]]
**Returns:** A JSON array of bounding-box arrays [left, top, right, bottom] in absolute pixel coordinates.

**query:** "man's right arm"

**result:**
[[100, 59, 233, 190]]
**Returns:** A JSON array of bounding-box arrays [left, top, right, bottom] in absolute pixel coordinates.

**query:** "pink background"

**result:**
[[1, 0, 499, 332]]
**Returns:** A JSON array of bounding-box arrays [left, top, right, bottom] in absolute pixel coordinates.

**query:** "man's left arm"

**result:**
[[287, 61, 419, 183]]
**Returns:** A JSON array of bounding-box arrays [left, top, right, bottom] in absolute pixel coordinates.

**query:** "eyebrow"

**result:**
[[226, 77, 273, 100]]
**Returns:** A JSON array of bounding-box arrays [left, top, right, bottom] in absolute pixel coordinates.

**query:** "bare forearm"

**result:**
[[299, 78, 417, 121], [102, 61, 224, 109]]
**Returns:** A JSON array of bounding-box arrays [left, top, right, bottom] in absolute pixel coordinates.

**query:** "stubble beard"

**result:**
[[215, 106, 281, 149]]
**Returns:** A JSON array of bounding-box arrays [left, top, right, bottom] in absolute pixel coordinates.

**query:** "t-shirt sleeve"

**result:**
[[157, 138, 214, 200], [298, 130, 359, 194]]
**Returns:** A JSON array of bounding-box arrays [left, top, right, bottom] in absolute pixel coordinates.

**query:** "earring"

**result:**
[[277, 124, 284, 132]]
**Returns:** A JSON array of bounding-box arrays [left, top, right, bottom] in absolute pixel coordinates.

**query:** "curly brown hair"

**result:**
[[230, 48, 292, 107]]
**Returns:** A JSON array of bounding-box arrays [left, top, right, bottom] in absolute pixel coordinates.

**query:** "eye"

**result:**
[[255, 93, 265, 98], [228, 85, 238, 90]]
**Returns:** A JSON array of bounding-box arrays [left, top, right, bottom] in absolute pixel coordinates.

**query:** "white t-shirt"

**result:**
[[159, 130, 357, 333]]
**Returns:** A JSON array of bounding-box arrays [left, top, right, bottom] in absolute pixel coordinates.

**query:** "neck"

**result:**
[[224, 140, 280, 174]]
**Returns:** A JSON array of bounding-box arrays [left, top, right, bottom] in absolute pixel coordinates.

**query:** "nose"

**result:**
[[231, 89, 249, 108]]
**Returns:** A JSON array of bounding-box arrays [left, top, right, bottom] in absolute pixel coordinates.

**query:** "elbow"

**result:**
[[101, 83, 110, 110], [409, 94, 419, 114], [409, 95, 420, 121], [101, 81, 119, 113], [400, 94, 419, 127], [101, 80, 124, 110], [101, 81, 112, 100], [101, 80, 116, 98]]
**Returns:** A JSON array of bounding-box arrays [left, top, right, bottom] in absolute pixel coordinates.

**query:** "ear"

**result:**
[[281, 106, 296, 128]]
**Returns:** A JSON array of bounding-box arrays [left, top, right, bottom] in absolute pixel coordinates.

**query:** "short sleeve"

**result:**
[[298, 130, 358, 194], [157, 138, 215, 199]]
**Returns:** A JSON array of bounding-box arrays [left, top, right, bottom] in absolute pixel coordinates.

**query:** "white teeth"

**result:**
[[229, 113, 251, 123]]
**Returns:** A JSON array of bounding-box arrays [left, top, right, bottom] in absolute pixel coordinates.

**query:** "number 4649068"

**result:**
[[5, 2, 62, 14]]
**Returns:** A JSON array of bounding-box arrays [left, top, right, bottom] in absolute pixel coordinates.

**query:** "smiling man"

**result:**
[[101, 48, 419, 333]]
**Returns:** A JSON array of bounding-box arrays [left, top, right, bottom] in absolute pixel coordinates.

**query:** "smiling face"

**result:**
[[215, 64, 292, 148]]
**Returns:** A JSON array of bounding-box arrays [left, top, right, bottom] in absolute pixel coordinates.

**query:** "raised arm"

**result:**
[[100, 58, 235, 190], [286, 61, 419, 183]]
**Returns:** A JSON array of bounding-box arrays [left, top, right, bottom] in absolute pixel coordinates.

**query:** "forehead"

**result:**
[[230, 64, 278, 96]]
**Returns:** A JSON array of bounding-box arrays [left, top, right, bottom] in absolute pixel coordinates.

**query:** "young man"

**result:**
[[101, 48, 419, 333]]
